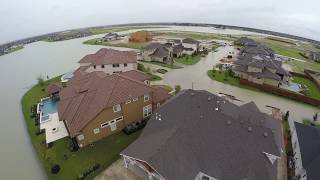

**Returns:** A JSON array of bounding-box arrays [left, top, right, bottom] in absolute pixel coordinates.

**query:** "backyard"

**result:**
[[207, 69, 245, 87], [303, 119, 320, 128], [292, 76, 320, 100], [21, 76, 141, 180]]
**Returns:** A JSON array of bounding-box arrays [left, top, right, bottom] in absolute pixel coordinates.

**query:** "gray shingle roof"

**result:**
[[122, 89, 281, 180], [295, 122, 320, 180]]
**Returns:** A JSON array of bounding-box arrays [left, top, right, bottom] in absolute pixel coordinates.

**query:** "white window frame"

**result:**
[[144, 94, 150, 102], [77, 134, 84, 141], [101, 121, 110, 128], [125, 99, 131, 104], [115, 116, 123, 122], [143, 104, 152, 118], [113, 104, 121, 112], [93, 128, 100, 134], [133, 97, 138, 102]]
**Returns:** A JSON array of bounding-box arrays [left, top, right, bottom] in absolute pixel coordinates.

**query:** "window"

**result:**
[[77, 134, 84, 141], [101, 121, 109, 128], [144, 94, 150, 102], [101, 65, 105, 68], [115, 116, 123, 122], [202, 176, 210, 180], [124, 63, 127, 67], [133, 97, 138, 102], [93, 65, 96, 69], [93, 128, 100, 134], [143, 105, 152, 118], [113, 64, 119, 68], [125, 99, 131, 104], [113, 104, 121, 112]]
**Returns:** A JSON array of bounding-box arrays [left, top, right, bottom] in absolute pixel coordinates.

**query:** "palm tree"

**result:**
[[37, 75, 45, 87]]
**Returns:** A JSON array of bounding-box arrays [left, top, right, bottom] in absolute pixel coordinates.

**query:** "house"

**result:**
[[302, 51, 320, 62], [234, 37, 259, 47], [233, 38, 290, 87], [121, 89, 283, 180], [172, 44, 184, 58], [233, 54, 290, 86], [129, 31, 152, 43], [142, 43, 173, 64], [292, 122, 320, 180], [182, 38, 200, 54], [58, 71, 170, 147], [78, 48, 137, 74], [101, 33, 120, 41]]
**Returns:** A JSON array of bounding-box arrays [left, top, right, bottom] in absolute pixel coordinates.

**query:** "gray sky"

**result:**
[[1, 0, 320, 44]]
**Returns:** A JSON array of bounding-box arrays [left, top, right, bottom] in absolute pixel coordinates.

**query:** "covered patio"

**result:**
[[40, 112, 69, 144]]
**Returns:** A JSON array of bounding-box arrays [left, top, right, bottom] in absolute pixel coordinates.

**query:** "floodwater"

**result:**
[[0, 25, 317, 180], [164, 46, 319, 122]]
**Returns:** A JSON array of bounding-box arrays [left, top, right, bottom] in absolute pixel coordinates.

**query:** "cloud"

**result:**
[[0, 0, 320, 43]]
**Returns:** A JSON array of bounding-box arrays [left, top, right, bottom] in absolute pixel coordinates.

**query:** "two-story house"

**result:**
[[57, 70, 170, 148], [182, 38, 200, 55], [142, 43, 173, 64], [121, 89, 283, 180], [78, 48, 138, 74]]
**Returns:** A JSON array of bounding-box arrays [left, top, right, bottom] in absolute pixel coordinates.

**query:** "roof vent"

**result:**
[[191, 92, 195, 96], [215, 107, 219, 111], [240, 120, 244, 124], [207, 97, 211, 101], [217, 101, 220, 104], [200, 115, 204, 119], [227, 120, 232, 126], [248, 126, 253, 132], [263, 132, 268, 137]]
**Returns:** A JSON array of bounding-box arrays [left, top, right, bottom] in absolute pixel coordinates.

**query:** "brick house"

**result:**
[[58, 71, 170, 148], [129, 31, 152, 43]]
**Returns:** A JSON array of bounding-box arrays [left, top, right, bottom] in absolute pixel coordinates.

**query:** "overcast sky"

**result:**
[[1, 0, 320, 44]]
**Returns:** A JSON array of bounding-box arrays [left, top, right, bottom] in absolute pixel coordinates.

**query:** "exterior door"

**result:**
[[110, 120, 117, 131]]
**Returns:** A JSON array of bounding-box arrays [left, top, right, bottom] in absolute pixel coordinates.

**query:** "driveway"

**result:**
[[95, 159, 141, 180]]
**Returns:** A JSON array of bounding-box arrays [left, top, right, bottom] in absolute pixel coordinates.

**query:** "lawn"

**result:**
[[159, 31, 239, 41], [83, 39, 146, 50], [4, 45, 24, 54], [207, 70, 242, 87], [88, 26, 164, 35], [175, 54, 202, 65], [21, 76, 141, 180], [292, 76, 320, 100], [137, 63, 162, 81], [286, 60, 320, 73], [303, 119, 320, 128]]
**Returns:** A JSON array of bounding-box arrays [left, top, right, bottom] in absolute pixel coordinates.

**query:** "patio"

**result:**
[[40, 112, 69, 144]]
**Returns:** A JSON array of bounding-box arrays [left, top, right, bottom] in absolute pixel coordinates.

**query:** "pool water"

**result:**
[[39, 99, 58, 116], [287, 83, 301, 92]]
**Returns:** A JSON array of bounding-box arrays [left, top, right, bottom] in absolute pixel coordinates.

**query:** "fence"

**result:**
[[239, 79, 320, 106]]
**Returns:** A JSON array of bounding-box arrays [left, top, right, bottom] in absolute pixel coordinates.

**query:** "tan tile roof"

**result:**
[[58, 71, 156, 137], [78, 48, 137, 65]]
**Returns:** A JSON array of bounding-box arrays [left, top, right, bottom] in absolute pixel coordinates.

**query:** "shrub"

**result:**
[[174, 85, 181, 94]]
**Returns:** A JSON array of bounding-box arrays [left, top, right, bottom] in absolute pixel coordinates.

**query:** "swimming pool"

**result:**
[[287, 83, 301, 92], [38, 98, 58, 123]]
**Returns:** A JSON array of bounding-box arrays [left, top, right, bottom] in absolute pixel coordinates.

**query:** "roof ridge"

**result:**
[[117, 73, 155, 90]]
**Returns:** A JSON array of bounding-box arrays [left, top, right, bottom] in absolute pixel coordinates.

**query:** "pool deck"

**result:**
[[40, 112, 69, 144]]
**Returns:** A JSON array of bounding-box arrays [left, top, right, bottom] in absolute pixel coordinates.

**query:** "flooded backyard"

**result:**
[[0, 25, 318, 179]]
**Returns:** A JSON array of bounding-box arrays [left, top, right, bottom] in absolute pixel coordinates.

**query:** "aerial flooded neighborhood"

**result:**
[[1, 1, 320, 180]]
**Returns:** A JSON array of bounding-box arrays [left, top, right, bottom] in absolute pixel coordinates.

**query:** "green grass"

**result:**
[[286, 60, 320, 73], [88, 26, 164, 35], [21, 77, 141, 180], [292, 76, 320, 100], [207, 70, 242, 87], [4, 45, 24, 54], [175, 54, 202, 65], [83, 39, 146, 49], [159, 31, 239, 41], [137, 63, 162, 81], [303, 119, 320, 128], [140, 61, 182, 69]]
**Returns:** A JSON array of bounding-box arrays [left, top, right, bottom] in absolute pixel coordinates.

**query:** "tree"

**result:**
[[313, 112, 318, 122], [37, 75, 45, 87], [284, 111, 290, 121], [174, 85, 181, 94]]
